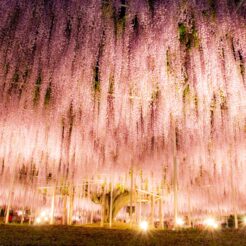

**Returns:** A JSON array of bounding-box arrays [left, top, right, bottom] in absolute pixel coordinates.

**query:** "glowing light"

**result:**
[[17, 210, 23, 216], [35, 217, 41, 224], [242, 216, 246, 225], [139, 221, 149, 231], [40, 211, 47, 217], [176, 217, 185, 226], [34, 210, 50, 224], [72, 215, 80, 222], [203, 218, 219, 229]]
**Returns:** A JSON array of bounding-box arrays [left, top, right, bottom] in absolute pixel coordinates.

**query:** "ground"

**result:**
[[0, 225, 246, 246]]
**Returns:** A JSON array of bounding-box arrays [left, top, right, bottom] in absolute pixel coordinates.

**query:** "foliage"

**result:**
[[93, 61, 100, 94], [182, 83, 190, 102], [178, 23, 187, 44], [202, 0, 216, 19], [148, 0, 155, 16], [102, 0, 114, 19], [44, 83, 52, 106], [114, 0, 127, 36], [178, 21, 199, 49], [33, 73, 42, 105], [101, 0, 127, 36], [108, 73, 114, 95], [132, 15, 139, 34], [3, 63, 9, 76], [65, 20, 72, 40], [208, 0, 216, 19]]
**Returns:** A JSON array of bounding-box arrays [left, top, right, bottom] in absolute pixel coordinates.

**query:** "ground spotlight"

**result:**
[[242, 216, 246, 226], [17, 210, 23, 217], [35, 217, 41, 224], [139, 220, 149, 231], [34, 210, 50, 225], [203, 218, 219, 229], [176, 217, 185, 227]]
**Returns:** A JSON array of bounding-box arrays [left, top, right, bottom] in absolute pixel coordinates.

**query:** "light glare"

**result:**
[[176, 217, 185, 226], [40, 211, 46, 217], [139, 221, 148, 231], [203, 218, 219, 229], [35, 217, 41, 224]]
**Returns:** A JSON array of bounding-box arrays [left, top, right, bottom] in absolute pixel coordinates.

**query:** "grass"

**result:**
[[0, 224, 246, 245]]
